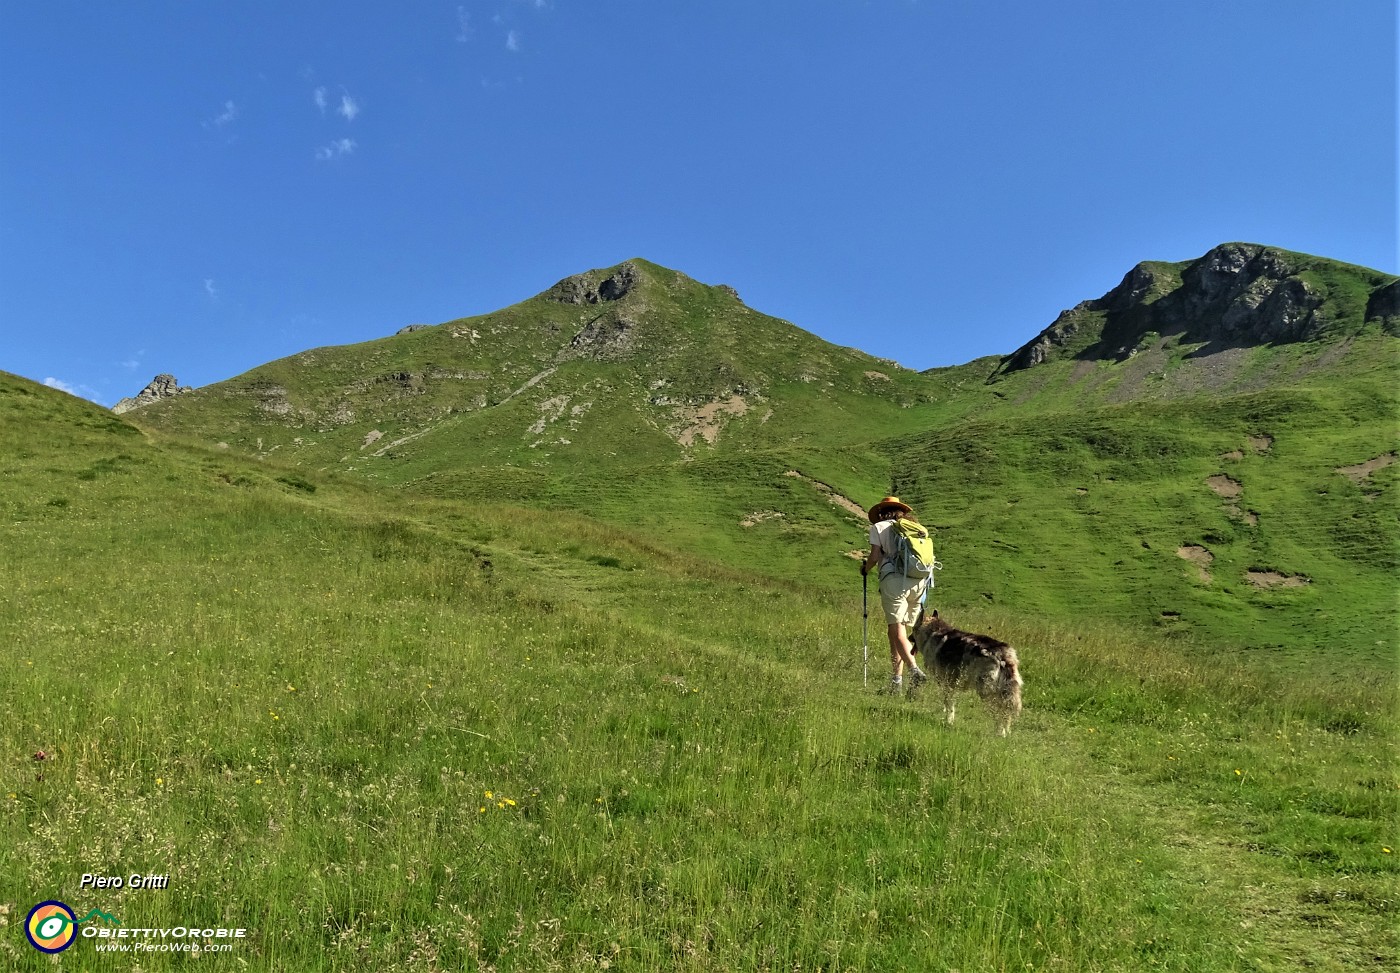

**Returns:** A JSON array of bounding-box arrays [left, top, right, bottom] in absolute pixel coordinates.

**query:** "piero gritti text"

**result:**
[[80, 872, 171, 890]]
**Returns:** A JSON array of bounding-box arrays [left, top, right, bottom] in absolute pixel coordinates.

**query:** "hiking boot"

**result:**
[[876, 679, 903, 697], [906, 669, 928, 699]]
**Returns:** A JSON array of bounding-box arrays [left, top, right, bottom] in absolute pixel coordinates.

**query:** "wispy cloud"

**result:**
[[43, 377, 103, 403], [505, 29, 521, 52], [313, 86, 328, 113], [203, 99, 239, 130], [455, 6, 472, 42], [315, 138, 357, 161], [338, 93, 360, 121], [203, 278, 219, 299]]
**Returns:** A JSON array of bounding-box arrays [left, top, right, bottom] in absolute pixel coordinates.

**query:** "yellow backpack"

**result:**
[[888, 518, 935, 579]]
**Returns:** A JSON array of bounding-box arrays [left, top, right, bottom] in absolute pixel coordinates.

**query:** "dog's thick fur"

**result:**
[[911, 610, 1023, 736]]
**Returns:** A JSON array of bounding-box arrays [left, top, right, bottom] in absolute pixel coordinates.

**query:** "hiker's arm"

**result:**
[[862, 545, 882, 575]]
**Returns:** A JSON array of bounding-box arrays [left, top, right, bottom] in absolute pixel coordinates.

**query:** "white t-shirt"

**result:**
[[869, 520, 902, 579]]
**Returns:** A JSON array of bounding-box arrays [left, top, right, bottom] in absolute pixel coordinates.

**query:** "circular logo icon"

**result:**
[[26, 901, 78, 954]]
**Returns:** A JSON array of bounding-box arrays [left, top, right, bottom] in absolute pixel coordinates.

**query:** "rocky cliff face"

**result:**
[[1172, 244, 1326, 342], [545, 261, 642, 305], [1366, 278, 1400, 331], [112, 374, 192, 414], [1000, 243, 1397, 374]]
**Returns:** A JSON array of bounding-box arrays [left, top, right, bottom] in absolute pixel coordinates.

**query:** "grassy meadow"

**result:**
[[894, 356, 1400, 666], [2, 374, 1396, 971]]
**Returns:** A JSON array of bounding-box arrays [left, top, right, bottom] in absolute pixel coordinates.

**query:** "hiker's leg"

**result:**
[[879, 575, 925, 687], [887, 622, 918, 674], [886, 623, 903, 680]]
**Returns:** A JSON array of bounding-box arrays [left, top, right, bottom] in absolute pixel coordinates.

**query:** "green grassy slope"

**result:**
[[132, 259, 947, 475], [998, 244, 1399, 376], [890, 348, 1399, 665], [3, 372, 1395, 971], [124, 253, 1399, 664], [10, 372, 1400, 968], [389, 336, 1399, 666]]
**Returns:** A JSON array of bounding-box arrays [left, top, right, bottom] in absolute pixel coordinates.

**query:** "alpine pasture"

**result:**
[[3, 369, 1394, 971], [4, 247, 1397, 970]]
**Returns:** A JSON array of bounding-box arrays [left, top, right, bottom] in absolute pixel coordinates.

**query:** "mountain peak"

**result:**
[[112, 373, 193, 414], [998, 243, 1398, 374], [544, 260, 646, 306], [540, 258, 742, 308]]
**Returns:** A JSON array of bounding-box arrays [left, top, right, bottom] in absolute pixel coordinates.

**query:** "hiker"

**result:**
[[861, 496, 931, 694]]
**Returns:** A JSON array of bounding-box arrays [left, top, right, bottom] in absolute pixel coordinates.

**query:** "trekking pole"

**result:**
[[862, 570, 869, 687]]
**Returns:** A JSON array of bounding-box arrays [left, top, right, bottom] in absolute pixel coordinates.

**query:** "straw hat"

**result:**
[[866, 496, 912, 523]]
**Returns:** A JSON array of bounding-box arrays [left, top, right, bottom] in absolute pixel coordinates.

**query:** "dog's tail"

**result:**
[[995, 647, 1023, 707], [991, 646, 1023, 735], [1000, 647, 1022, 684]]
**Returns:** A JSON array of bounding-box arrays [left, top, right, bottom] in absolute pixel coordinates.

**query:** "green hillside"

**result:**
[[997, 243, 1398, 377], [891, 359, 1399, 665], [127, 250, 1399, 663], [133, 259, 948, 474], [13, 243, 1392, 967], [3, 371, 1396, 971]]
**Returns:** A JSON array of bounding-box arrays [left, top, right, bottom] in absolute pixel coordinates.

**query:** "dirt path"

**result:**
[[784, 470, 867, 520]]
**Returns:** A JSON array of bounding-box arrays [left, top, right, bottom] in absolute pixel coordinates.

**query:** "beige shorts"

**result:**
[[878, 572, 927, 626]]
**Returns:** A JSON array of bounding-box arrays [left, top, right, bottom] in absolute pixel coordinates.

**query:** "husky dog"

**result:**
[[911, 610, 1023, 736]]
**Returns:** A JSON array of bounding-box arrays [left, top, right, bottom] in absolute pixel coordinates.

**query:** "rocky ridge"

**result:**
[[112, 374, 193, 414], [999, 243, 1399, 374]]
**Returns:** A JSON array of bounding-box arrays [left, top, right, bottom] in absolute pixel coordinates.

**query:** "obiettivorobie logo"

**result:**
[[24, 899, 248, 955], [24, 900, 119, 954]]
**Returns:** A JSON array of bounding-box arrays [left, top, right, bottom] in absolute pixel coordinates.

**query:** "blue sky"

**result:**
[[2, 1, 1394, 406]]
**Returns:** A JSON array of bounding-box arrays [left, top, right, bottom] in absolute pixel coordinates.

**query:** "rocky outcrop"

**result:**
[[998, 243, 1397, 374], [546, 262, 641, 305], [1097, 261, 1177, 313], [998, 305, 1090, 371], [112, 374, 192, 414], [1366, 279, 1400, 334], [563, 312, 639, 361], [1175, 244, 1325, 342]]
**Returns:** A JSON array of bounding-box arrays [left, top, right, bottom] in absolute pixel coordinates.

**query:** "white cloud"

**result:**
[[315, 138, 357, 160], [43, 377, 104, 403], [338, 94, 360, 121], [203, 278, 219, 299], [455, 6, 472, 42], [314, 86, 327, 113], [203, 100, 239, 130], [506, 29, 521, 52]]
